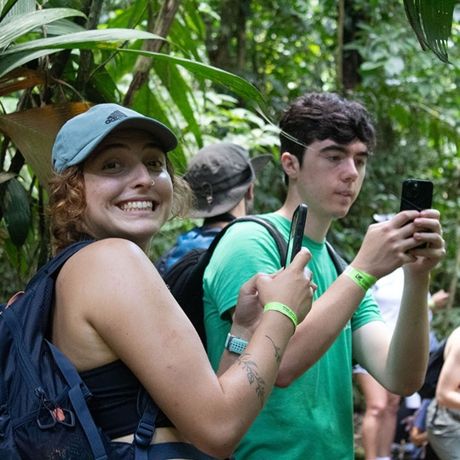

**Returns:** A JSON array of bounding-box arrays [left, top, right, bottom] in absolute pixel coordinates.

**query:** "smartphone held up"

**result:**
[[284, 204, 308, 267], [399, 179, 434, 249], [399, 179, 433, 212]]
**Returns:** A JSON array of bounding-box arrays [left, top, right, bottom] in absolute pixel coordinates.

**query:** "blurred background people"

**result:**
[[354, 213, 449, 460], [156, 142, 270, 274], [426, 326, 460, 459]]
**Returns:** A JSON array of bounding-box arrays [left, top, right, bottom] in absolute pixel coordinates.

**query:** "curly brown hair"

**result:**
[[48, 159, 191, 254]]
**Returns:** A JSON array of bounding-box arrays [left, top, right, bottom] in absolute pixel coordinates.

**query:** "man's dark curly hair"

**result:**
[[279, 92, 376, 168]]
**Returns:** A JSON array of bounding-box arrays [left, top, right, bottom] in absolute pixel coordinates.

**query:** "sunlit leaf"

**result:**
[[2, 28, 165, 54], [0, 8, 86, 48], [0, 172, 15, 184], [0, 103, 91, 187], [0, 29, 165, 78], [0, 0, 23, 22]]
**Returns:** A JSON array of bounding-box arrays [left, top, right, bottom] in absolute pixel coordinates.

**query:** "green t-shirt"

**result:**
[[203, 213, 382, 460]]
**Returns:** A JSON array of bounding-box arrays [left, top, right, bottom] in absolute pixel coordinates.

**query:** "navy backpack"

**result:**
[[0, 241, 216, 460]]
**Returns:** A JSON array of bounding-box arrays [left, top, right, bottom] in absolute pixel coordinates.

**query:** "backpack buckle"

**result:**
[[37, 406, 75, 430], [134, 419, 154, 448]]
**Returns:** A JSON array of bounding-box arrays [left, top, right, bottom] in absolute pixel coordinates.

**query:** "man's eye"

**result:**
[[355, 157, 367, 168], [328, 155, 341, 163]]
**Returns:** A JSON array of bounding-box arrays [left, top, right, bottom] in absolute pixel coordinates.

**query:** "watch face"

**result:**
[[225, 334, 248, 354]]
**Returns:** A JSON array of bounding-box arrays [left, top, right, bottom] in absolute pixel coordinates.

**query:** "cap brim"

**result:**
[[250, 154, 271, 176], [189, 180, 251, 218]]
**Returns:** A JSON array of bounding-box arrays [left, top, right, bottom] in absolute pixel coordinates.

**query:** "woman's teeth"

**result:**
[[120, 201, 153, 211]]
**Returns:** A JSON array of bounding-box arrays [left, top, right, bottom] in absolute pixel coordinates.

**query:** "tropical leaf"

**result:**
[[403, 0, 455, 63], [0, 103, 90, 187], [154, 61, 203, 147], [2, 28, 165, 55], [120, 48, 268, 114], [0, 172, 15, 184], [0, 68, 45, 97], [1, 177, 31, 247], [0, 8, 86, 48], [0, 0, 22, 22], [0, 29, 165, 78], [132, 86, 187, 173], [0, 49, 62, 79]]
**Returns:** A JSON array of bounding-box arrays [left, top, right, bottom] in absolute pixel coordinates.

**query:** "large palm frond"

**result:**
[[403, 0, 456, 63]]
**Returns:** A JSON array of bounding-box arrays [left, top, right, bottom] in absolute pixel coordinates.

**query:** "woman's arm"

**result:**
[[57, 238, 313, 458]]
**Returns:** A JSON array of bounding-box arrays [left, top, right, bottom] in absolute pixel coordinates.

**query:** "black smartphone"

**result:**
[[399, 179, 433, 212], [284, 204, 308, 267]]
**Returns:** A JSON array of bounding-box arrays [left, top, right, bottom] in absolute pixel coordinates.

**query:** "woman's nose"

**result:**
[[131, 163, 153, 187]]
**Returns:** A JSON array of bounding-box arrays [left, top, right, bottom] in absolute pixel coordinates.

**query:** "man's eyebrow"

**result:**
[[319, 144, 369, 156]]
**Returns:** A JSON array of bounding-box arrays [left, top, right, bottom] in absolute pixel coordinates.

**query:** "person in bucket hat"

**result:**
[[156, 142, 271, 274]]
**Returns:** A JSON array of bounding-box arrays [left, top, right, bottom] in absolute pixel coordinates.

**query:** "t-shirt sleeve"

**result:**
[[204, 221, 282, 319], [351, 289, 384, 331]]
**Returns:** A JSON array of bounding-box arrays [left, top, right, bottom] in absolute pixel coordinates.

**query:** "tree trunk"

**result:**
[[123, 0, 181, 107]]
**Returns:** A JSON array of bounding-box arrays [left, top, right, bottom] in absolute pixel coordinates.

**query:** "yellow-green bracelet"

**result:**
[[344, 266, 377, 291], [264, 302, 298, 329]]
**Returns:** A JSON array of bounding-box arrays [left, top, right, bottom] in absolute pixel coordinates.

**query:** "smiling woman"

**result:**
[[39, 103, 316, 460]]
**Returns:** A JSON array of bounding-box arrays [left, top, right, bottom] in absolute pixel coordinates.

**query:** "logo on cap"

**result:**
[[105, 110, 128, 124]]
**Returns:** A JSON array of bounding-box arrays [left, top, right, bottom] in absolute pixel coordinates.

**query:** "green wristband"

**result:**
[[344, 266, 377, 291], [264, 302, 298, 329]]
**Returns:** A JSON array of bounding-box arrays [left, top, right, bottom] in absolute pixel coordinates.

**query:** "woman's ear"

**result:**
[[280, 152, 300, 180]]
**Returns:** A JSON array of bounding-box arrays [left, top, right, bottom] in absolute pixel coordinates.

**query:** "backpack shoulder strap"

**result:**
[[26, 240, 94, 288], [325, 240, 348, 275], [208, 216, 287, 266]]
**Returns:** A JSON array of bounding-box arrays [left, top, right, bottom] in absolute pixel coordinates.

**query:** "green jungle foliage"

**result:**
[[1, 0, 459, 337]]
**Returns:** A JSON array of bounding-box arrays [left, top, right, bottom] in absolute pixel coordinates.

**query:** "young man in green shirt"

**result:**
[[203, 92, 445, 459]]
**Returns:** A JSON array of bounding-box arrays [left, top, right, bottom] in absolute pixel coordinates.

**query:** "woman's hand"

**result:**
[[256, 248, 315, 324]]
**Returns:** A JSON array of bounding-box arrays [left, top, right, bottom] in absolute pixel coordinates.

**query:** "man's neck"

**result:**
[[277, 196, 332, 243]]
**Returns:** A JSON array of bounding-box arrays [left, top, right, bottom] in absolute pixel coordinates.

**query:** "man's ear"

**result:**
[[245, 182, 254, 200], [280, 152, 300, 180]]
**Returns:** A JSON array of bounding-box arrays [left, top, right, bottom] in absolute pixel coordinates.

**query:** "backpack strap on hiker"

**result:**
[[47, 342, 108, 460], [208, 216, 287, 266], [325, 240, 348, 275], [133, 399, 159, 460], [26, 240, 94, 288]]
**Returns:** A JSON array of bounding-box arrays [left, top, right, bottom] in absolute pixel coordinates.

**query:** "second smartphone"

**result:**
[[399, 179, 433, 212]]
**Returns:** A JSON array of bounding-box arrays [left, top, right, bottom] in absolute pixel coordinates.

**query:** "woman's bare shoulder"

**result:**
[[56, 238, 159, 299]]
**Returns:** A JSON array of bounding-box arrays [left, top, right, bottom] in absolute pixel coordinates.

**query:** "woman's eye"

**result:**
[[102, 160, 121, 170], [147, 160, 164, 171]]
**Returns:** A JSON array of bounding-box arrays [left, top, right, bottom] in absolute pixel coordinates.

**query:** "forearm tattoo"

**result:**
[[265, 335, 282, 364], [237, 353, 266, 406]]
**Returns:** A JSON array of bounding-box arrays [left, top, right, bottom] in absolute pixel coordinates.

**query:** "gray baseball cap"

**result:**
[[184, 142, 271, 218], [52, 103, 177, 172]]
